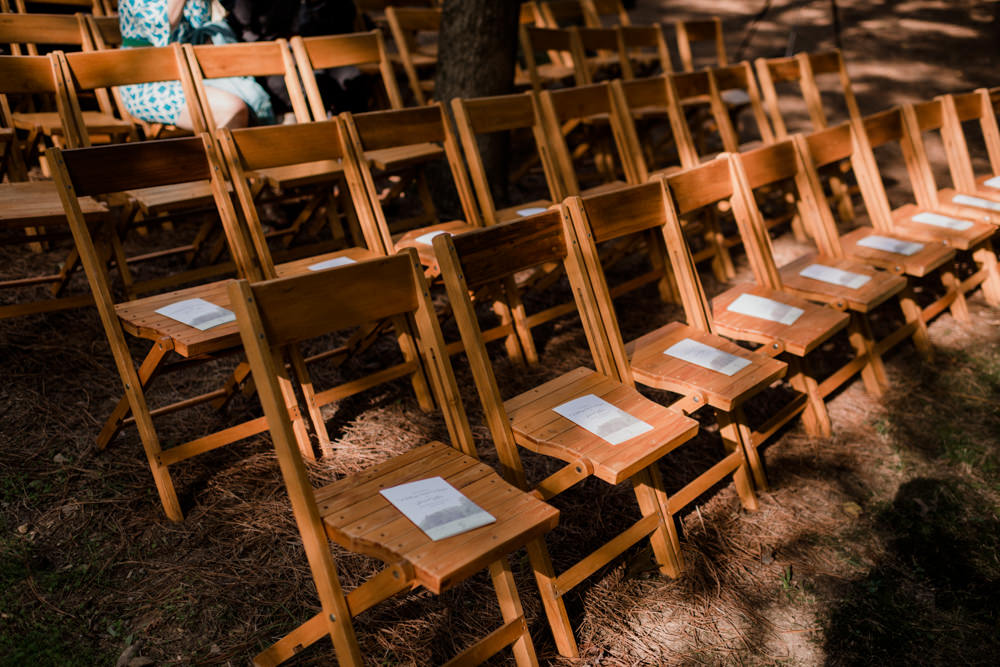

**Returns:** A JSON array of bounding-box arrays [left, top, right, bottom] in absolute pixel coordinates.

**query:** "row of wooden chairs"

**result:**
[[46, 80, 1000, 658]]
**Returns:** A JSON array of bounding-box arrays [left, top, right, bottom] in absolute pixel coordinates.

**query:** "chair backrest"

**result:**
[[940, 90, 1000, 192], [582, 0, 630, 27], [755, 50, 861, 138], [861, 104, 941, 211], [450, 91, 561, 225], [0, 52, 84, 147], [674, 17, 726, 72], [575, 26, 624, 80], [60, 45, 201, 141], [183, 40, 309, 129], [609, 76, 697, 182], [518, 25, 587, 92], [82, 13, 120, 49], [537, 81, 629, 197], [384, 5, 440, 106], [0, 11, 88, 55], [339, 103, 480, 253], [216, 119, 371, 277], [668, 62, 772, 160], [432, 209, 624, 485], [733, 138, 846, 261], [9, 0, 105, 15], [290, 31, 404, 118], [566, 179, 715, 337], [664, 154, 784, 291], [617, 25, 672, 79], [535, 0, 588, 27], [797, 120, 895, 232]]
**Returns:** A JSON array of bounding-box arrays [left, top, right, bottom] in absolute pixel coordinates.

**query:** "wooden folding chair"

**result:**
[[0, 53, 111, 319], [608, 75, 731, 278], [450, 90, 561, 225], [754, 49, 862, 223], [851, 105, 1000, 307], [796, 120, 970, 324], [59, 46, 233, 296], [217, 119, 439, 455], [661, 163, 853, 439], [434, 211, 702, 658], [617, 25, 672, 80], [729, 140, 932, 397], [537, 81, 630, 197], [0, 12, 135, 153], [384, 5, 439, 106], [229, 252, 558, 667], [931, 91, 1000, 212], [517, 25, 585, 92], [674, 17, 727, 72], [567, 181, 791, 490], [48, 135, 303, 522], [290, 30, 405, 117], [338, 103, 482, 273]]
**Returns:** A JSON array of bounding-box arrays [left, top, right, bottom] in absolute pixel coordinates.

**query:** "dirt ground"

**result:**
[[2, 1, 1000, 665]]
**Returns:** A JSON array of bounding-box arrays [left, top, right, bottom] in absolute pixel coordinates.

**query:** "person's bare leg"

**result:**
[[174, 86, 249, 130]]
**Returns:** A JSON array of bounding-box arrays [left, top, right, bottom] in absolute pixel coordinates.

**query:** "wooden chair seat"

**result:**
[[624, 321, 786, 411], [711, 284, 849, 357], [114, 280, 240, 358], [1, 180, 105, 227], [315, 440, 559, 594], [494, 199, 555, 223], [778, 253, 907, 313], [890, 203, 995, 251], [13, 110, 132, 140], [392, 220, 476, 269], [580, 179, 628, 197], [932, 186, 1000, 224], [273, 246, 378, 278], [256, 160, 344, 191], [125, 180, 216, 216], [504, 366, 699, 485], [365, 142, 444, 171], [838, 226, 955, 278]]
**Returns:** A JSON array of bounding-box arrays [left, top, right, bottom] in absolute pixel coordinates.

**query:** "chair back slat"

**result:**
[[665, 158, 732, 214], [446, 210, 566, 289], [57, 136, 212, 196], [455, 91, 536, 134], [0, 53, 59, 93], [739, 139, 798, 190], [802, 122, 854, 168], [62, 46, 183, 89], [250, 254, 419, 346], [223, 120, 345, 171], [0, 12, 85, 46], [579, 180, 664, 243], [863, 107, 906, 147], [348, 104, 446, 149]]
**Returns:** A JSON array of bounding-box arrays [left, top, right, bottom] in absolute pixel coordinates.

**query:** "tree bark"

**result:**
[[434, 0, 522, 209]]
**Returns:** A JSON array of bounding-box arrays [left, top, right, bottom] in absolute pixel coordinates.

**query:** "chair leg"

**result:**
[[786, 356, 832, 438], [631, 465, 684, 578], [899, 287, 934, 361], [847, 313, 888, 397], [488, 558, 539, 667], [973, 240, 1000, 305], [97, 338, 171, 450], [939, 260, 971, 323], [288, 347, 330, 459], [718, 407, 767, 497], [525, 537, 579, 658]]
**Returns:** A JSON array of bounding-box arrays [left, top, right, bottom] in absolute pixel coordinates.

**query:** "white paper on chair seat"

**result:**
[[664, 337, 752, 376], [552, 393, 654, 445], [414, 229, 452, 245], [307, 256, 357, 271], [726, 293, 804, 325], [799, 263, 871, 289], [517, 207, 549, 217], [155, 298, 235, 331], [983, 176, 1000, 189], [856, 235, 924, 256], [380, 476, 496, 541], [952, 193, 1000, 212], [911, 211, 973, 231]]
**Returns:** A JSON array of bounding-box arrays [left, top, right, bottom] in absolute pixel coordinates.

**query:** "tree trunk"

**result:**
[[434, 0, 522, 210]]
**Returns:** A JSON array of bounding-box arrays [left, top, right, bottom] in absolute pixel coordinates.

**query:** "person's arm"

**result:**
[[167, 0, 188, 30]]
